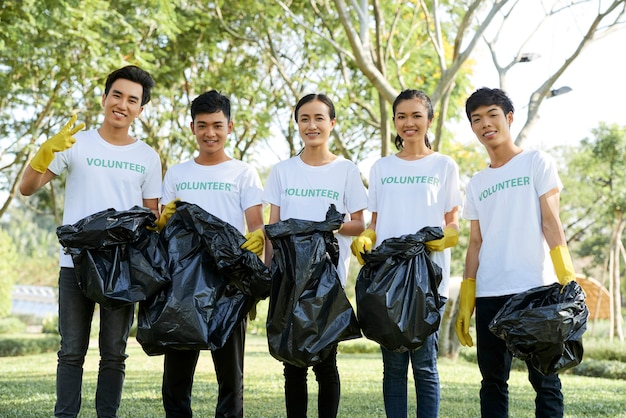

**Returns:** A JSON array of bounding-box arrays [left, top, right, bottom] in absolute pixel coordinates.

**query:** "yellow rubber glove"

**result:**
[[241, 228, 265, 257], [249, 299, 260, 320], [550, 245, 576, 286], [425, 227, 459, 252], [350, 228, 376, 265], [455, 278, 476, 347], [30, 115, 85, 173], [154, 199, 179, 231]]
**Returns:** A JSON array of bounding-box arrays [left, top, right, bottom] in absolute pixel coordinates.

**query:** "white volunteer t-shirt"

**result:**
[[48, 129, 162, 267], [368, 153, 462, 297], [161, 158, 263, 234], [263, 155, 368, 286], [463, 149, 562, 297]]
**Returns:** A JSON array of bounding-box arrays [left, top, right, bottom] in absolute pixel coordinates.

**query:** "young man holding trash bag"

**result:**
[[456, 87, 576, 418], [19, 65, 162, 418], [154, 90, 265, 418]]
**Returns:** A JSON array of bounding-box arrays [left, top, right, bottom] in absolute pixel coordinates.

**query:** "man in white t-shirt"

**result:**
[[156, 90, 265, 418], [456, 87, 576, 418], [20, 66, 162, 418]]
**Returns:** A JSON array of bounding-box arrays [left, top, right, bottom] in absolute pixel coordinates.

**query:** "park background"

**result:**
[[1, 1, 626, 416]]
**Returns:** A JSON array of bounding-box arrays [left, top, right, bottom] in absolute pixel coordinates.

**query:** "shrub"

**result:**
[[338, 339, 380, 354], [41, 315, 59, 334], [0, 317, 27, 334], [0, 335, 60, 357], [570, 359, 626, 379], [0, 228, 18, 317], [582, 337, 626, 362], [246, 299, 269, 336], [457, 338, 626, 380]]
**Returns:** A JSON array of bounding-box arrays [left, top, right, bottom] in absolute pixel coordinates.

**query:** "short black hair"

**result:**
[[190, 90, 231, 121], [104, 65, 155, 106], [465, 87, 514, 121]]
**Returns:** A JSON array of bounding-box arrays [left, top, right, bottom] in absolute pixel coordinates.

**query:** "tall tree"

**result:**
[[560, 123, 626, 341], [2, 0, 625, 220], [482, 0, 626, 145], [0, 0, 180, 220]]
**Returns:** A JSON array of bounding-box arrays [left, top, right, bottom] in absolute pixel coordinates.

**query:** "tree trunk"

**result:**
[[612, 211, 624, 341]]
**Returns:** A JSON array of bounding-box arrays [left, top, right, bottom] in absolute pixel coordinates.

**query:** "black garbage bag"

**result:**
[[355, 227, 444, 352], [137, 202, 271, 355], [56, 206, 170, 309], [489, 281, 589, 375], [265, 204, 361, 367]]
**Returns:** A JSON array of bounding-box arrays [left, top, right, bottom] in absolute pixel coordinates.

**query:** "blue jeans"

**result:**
[[381, 299, 446, 418], [476, 295, 564, 418], [55, 268, 134, 418]]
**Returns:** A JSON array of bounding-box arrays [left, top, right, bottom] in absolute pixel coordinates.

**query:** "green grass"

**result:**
[[0, 334, 625, 417]]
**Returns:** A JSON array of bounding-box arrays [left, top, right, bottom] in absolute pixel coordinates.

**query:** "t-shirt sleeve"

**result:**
[[161, 167, 176, 205], [142, 152, 162, 200], [444, 159, 463, 213], [462, 179, 478, 220], [367, 162, 379, 213], [240, 165, 264, 211], [533, 151, 563, 197], [262, 165, 282, 207], [47, 149, 70, 176], [344, 163, 368, 214]]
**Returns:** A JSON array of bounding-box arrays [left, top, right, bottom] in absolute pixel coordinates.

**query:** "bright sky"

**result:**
[[462, 4, 626, 151], [356, 17, 625, 178]]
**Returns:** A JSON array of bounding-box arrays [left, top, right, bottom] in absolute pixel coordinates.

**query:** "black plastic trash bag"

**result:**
[[56, 206, 170, 309], [489, 281, 589, 375], [355, 227, 444, 352], [137, 202, 271, 355], [265, 204, 361, 367]]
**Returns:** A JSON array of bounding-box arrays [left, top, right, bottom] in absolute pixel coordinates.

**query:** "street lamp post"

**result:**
[[549, 86, 573, 98], [517, 52, 542, 63]]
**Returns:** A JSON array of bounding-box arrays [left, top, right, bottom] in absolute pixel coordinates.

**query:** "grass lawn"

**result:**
[[0, 333, 625, 417]]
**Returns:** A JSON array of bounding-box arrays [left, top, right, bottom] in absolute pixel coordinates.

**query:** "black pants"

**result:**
[[283, 344, 340, 418], [162, 320, 246, 418], [476, 296, 564, 418]]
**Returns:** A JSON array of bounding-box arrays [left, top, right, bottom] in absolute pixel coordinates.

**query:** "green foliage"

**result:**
[[0, 228, 18, 317], [0, 317, 26, 334], [2, 205, 59, 258], [246, 299, 269, 337], [558, 123, 626, 285], [337, 338, 380, 354], [582, 336, 626, 363], [0, 334, 60, 357], [1, 1, 477, 223], [570, 123, 626, 219], [1, 206, 59, 285], [570, 359, 626, 380], [41, 315, 58, 335]]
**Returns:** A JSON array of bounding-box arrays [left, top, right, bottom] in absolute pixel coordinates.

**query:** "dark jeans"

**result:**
[[55, 267, 133, 418], [476, 295, 564, 418], [381, 298, 447, 417], [283, 344, 340, 418], [162, 319, 246, 418]]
